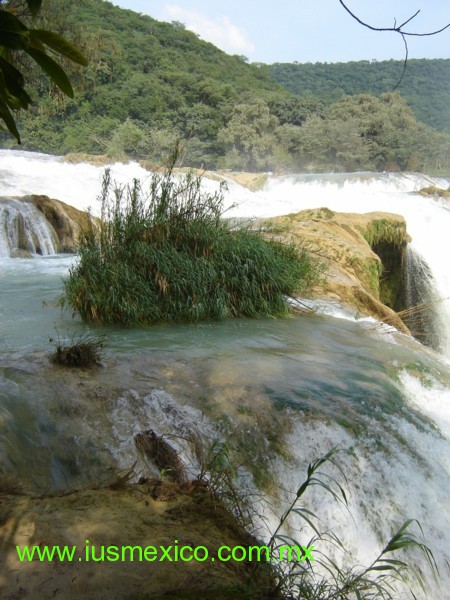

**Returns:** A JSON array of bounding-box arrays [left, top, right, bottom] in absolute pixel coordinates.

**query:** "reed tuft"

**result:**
[[62, 155, 319, 326]]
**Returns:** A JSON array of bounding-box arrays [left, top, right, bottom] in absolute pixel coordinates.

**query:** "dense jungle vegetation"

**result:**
[[270, 59, 450, 133], [2, 0, 450, 174]]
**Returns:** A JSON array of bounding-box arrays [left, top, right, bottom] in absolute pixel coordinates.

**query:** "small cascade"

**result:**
[[402, 246, 443, 351], [0, 198, 58, 257]]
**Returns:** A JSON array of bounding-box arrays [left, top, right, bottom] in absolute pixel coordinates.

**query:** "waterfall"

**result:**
[[224, 172, 450, 358], [2, 151, 450, 598], [0, 198, 58, 257], [1, 149, 450, 350], [402, 246, 442, 350]]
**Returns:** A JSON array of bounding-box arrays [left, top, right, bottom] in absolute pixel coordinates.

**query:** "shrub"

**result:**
[[63, 157, 319, 326]]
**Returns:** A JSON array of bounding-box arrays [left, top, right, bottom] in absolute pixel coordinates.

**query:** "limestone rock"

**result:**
[[418, 185, 450, 200], [257, 208, 410, 333], [23, 194, 96, 253], [0, 482, 270, 600]]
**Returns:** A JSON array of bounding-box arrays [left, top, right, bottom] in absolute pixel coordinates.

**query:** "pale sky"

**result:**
[[111, 0, 450, 63]]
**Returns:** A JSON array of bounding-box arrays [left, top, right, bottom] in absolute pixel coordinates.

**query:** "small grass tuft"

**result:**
[[49, 332, 104, 368]]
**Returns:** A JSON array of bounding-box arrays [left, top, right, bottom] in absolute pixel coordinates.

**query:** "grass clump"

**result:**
[[49, 332, 104, 368], [62, 155, 319, 326]]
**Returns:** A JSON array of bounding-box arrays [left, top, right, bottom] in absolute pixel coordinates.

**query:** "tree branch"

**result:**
[[338, 1, 450, 89], [338, 1, 450, 36]]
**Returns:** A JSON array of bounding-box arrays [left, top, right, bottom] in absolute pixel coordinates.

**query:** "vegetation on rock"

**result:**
[[418, 185, 450, 199], [49, 332, 104, 367], [63, 159, 320, 326], [257, 210, 410, 331]]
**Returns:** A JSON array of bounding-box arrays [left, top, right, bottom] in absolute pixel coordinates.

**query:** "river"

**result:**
[[1, 149, 450, 597]]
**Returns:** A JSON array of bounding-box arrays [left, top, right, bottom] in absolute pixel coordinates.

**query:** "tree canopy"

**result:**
[[270, 59, 450, 133], [1, 0, 450, 174]]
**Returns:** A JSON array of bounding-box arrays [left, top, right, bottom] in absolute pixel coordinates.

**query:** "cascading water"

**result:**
[[226, 171, 450, 356], [2, 150, 450, 598], [402, 246, 442, 350], [0, 198, 58, 257]]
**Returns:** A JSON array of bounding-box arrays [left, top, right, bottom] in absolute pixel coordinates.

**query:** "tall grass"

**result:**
[[63, 160, 319, 326], [190, 443, 438, 599], [263, 448, 438, 599]]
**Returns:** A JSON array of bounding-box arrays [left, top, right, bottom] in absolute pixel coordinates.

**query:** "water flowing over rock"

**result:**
[[0, 198, 58, 257], [3, 152, 450, 599], [0, 195, 94, 257], [403, 247, 441, 349], [256, 209, 410, 333]]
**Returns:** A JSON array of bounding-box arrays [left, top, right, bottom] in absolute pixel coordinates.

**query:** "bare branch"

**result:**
[[338, 1, 450, 36], [398, 10, 420, 31], [338, 1, 450, 89], [393, 33, 408, 91]]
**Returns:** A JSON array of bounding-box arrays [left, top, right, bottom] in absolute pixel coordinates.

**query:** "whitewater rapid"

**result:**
[[2, 150, 450, 598], [2, 149, 450, 354]]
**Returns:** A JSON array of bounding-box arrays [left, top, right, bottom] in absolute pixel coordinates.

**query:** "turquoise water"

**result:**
[[1, 255, 448, 489], [2, 209, 450, 596], [2, 257, 450, 600]]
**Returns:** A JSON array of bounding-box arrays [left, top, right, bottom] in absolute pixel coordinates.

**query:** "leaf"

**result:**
[[369, 564, 402, 572], [0, 96, 20, 142], [30, 30, 88, 66], [25, 0, 43, 19], [0, 56, 32, 109], [26, 47, 74, 97], [0, 11, 28, 49], [291, 508, 322, 537]]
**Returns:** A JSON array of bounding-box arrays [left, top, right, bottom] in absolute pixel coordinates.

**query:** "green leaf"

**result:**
[[30, 30, 88, 66], [0, 56, 32, 109], [369, 564, 402, 572], [0, 11, 28, 49], [0, 10, 27, 33], [26, 47, 74, 97], [0, 96, 20, 142], [25, 0, 43, 19], [0, 56, 25, 88]]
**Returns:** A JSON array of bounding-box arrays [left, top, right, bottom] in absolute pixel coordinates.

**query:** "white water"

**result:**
[[2, 150, 450, 597], [0, 198, 57, 257], [2, 150, 449, 352], [222, 171, 450, 357], [0, 150, 152, 214]]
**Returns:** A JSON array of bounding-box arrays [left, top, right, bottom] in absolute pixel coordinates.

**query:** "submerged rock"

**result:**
[[417, 185, 450, 200]]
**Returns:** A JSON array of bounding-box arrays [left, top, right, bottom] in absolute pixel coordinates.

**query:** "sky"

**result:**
[[111, 0, 450, 64]]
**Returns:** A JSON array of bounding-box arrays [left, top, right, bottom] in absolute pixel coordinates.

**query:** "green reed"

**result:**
[[62, 160, 319, 326]]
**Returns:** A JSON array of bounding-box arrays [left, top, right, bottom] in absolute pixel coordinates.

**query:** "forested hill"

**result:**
[[2, 0, 450, 174], [270, 59, 450, 132], [2, 0, 288, 166]]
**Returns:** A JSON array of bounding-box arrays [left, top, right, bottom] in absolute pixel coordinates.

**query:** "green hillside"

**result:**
[[270, 59, 450, 132], [2, 0, 450, 174], [1, 0, 288, 167]]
